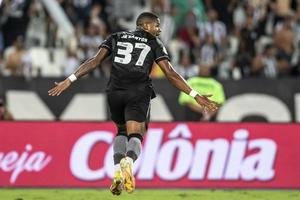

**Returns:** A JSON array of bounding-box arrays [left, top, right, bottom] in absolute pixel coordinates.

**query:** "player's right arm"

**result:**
[[157, 59, 219, 113], [48, 48, 109, 96]]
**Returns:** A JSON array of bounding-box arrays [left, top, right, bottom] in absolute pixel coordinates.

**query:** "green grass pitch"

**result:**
[[0, 189, 299, 200]]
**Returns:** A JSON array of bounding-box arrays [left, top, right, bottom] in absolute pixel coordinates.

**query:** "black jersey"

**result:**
[[99, 29, 169, 97]]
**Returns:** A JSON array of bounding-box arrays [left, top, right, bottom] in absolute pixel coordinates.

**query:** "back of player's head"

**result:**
[[136, 12, 159, 27]]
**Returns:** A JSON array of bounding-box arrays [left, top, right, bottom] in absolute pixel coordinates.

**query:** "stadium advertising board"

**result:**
[[2, 77, 300, 122], [0, 122, 299, 188]]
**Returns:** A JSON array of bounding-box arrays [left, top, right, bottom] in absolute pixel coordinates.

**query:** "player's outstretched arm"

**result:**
[[157, 59, 219, 113], [48, 48, 109, 96]]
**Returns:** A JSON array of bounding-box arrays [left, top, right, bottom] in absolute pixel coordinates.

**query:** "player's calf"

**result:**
[[121, 133, 143, 193]]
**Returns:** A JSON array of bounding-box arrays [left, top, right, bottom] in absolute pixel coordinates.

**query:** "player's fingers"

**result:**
[[49, 87, 59, 93], [48, 88, 56, 94], [48, 89, 54, 96], [49, 87, 61, 96], [55, 82, 59, 85], [49, 91, 57, 96]]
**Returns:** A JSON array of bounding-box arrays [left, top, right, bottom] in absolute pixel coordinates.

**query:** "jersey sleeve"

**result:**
[[99, 34, 113, 52], [154, 38, 170, 63]]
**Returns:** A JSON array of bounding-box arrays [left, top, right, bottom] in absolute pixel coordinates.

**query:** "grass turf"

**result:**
[[0, 189, 299, 200]]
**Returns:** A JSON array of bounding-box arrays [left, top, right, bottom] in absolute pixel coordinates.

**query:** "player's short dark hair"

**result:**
[[136, 12, 159, 27]]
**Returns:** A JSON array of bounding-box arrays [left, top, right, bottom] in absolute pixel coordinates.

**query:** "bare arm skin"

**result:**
[[157, 59, 191, 94], [48, 48, 109, 96], [74, 48, 109, 79], [157, 59, 219, 113]]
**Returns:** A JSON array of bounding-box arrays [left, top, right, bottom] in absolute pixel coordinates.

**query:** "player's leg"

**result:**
[[126, 121, 145, 162], [110, 123, 127, 195], [120, 90, 151, 193], [107, 91, 127, 195], [119, 121, 145, 194], [113, 124, 128, 170]]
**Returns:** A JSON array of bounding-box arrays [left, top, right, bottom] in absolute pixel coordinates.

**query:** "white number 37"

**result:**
[[114, 42, 151, 66]]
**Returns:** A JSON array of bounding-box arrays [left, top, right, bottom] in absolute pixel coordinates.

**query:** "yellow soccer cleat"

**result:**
[[110, 170, 124, 196], [120, 157, 135, 193]]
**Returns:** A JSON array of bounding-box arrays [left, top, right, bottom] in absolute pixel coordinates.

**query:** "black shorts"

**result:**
[[107, 89, 151, 124]]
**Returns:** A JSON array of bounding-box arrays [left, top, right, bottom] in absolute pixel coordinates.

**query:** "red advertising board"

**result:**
[[0, 122, 299, 188]]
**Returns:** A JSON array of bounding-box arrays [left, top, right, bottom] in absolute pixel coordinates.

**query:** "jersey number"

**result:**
[[114, 42, 151, 66]]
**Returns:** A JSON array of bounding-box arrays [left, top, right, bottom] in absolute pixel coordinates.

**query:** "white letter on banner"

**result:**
[[137, 128, 164, 179], [156, 139, 193, 180], [240, 139, 277, 181], [70, 131, 113, 180], [189, 139, 229, 180], [224, 129, 248, 179], [156, 124, 193, 180]]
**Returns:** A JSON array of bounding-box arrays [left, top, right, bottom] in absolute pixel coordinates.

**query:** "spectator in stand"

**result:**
[[79, 21, 105, 77], [63, 47, 80, 77], [0, 98, 13, 121], [261, 44, 278, 78], [273, 14, 295, 66], [250, 44, 277, 78], [275, 0, 293, 21], [198, 9, 227, 51], [3, 36, 32, 76], [290, 55, 300, 76], [198, 34, 220, 76], [167, 34, 189, 66], [58, 0, 78, 25], [174, 49, 199, 79], [276, 53, 291, 77], [204, 0, 234, 31], [80, 22, 105, 60], [171, 0, 206, 33], [234, 14, 261, 78], [178, 65, 225, 121], [239, 15, 260, 57], [231, 0, 247, 32], [176, 11, 200, 50], [71, 0, 93, 24], [1, 0, 31, 48], [89, 2, 109, 31], [25, 0, 47, 47]]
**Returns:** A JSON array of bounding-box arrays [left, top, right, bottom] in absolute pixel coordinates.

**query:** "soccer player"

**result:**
[[48, 12, 219, 195]]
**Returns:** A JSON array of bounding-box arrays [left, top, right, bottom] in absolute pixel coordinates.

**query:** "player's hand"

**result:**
[[195, 94, 219, 114], [48, 79, 71, 96]]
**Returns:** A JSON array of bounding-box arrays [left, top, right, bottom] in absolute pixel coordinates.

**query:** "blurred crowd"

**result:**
[[1, 0, 300, 80]]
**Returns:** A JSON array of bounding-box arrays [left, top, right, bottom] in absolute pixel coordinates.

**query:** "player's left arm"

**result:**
[[157, 59, 219, 112], [157, 59, 193, 95], [48, 48, 109, 96], [73, 47, 109, 78]]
